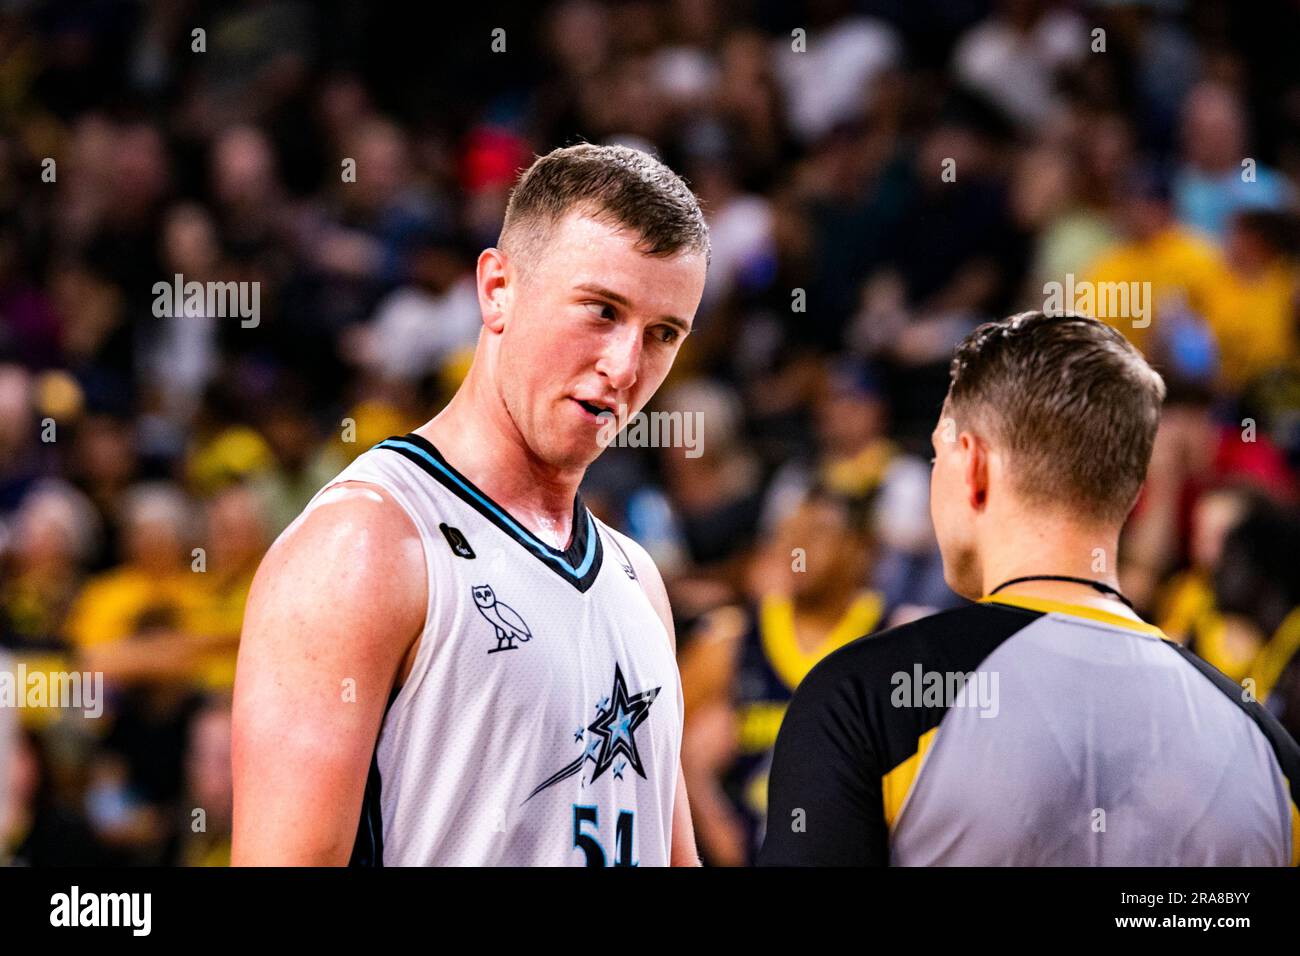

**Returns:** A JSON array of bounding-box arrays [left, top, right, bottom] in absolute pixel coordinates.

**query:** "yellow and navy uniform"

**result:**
[[725, 590, 887, 863], [761, 595, 1300, 866], [1158, 569, 1259, 683], [1256, 607, 1300, 744]]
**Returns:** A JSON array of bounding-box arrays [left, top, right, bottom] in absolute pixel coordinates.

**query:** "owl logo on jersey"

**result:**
[[471, 584, 533, 653]]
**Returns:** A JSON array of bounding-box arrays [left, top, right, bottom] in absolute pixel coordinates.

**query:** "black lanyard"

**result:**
[[988, 575, 1136, 611]]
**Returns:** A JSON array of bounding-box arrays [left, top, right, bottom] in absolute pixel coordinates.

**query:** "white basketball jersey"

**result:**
[[299, 432, 683, 866]]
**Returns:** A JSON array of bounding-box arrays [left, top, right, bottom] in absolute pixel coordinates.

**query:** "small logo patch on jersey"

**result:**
[[608, 535, 637, 579], [440, 523, 476, 559], [523, 663, 660, 802], [471, 583, 532, 653]]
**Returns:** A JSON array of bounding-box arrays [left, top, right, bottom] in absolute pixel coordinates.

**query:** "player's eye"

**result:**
[[655, 326, 680, 345], [584, 301, 617, 321]]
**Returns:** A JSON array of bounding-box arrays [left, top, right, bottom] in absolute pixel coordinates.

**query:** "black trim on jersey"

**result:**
[[1164, 640, 1300, 812], [350, 687, 401, 867], [349, 750, 385, 867], [377, 433, 604, 593], [758, 601, 1041, 866]]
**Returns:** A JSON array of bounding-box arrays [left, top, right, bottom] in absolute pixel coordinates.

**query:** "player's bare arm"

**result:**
[[231, 483, 425, 865]]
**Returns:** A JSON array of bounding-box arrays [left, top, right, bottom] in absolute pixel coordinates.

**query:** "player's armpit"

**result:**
[[757, 661, 887, 866], [231, 483, 426, 866]]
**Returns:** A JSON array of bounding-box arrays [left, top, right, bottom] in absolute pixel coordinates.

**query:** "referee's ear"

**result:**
[[960, 430, 991, 512]]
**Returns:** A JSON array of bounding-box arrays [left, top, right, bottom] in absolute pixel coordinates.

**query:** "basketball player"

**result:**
[[232, 144, 709, 865], [682, 489, 892, 865], [760, 312, 1300, 866]]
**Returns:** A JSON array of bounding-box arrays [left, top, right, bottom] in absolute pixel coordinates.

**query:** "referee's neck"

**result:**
[[977, 513, 1130, 615]]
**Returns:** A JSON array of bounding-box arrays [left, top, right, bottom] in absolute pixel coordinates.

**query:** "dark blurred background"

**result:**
[[2, 0, 1300, 866]]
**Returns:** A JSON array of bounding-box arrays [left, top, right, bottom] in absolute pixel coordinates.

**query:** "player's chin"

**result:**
[[541, 429, 605, 472], [551, 403, 616, 457]]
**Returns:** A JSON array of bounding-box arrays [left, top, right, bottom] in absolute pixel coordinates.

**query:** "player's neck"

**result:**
[[416, 384, 585, 548], [977, 513, 1133, 618]]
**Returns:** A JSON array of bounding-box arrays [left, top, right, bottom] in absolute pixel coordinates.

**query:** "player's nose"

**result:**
[[595, 324, 641, 392]]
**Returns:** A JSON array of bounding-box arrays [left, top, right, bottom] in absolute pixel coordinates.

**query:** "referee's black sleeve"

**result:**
[[757, 650, 887, 866]]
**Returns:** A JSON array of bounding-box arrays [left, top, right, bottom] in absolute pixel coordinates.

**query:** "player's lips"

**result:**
[[571, 397, 618, 425]]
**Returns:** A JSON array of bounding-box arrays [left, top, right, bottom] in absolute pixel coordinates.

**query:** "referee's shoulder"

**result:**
[[794, 600, 1037, 701]]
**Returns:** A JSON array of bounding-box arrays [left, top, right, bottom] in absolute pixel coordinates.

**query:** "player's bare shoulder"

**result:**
[[243, 481, 427, 662], [232, 480, 428, 864]]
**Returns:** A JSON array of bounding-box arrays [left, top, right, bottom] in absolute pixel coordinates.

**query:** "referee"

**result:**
[[760, 312, 1300, 866]]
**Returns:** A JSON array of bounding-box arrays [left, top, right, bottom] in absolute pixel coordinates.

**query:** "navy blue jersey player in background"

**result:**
[[681, 489, 896, 865]]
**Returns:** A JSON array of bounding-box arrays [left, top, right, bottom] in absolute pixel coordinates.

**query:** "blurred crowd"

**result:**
[[2, 0, 1300, 866]]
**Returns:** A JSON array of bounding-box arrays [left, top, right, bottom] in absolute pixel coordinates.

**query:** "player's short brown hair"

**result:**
[[946, 311, 1167, 525], [499, 143, 710, 271]]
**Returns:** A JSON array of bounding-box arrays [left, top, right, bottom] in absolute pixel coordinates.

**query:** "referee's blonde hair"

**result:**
[[946, 311, 1167, 525]]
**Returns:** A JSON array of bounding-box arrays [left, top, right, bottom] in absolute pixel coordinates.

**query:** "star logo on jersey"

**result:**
[[522, 664, 660, 804]]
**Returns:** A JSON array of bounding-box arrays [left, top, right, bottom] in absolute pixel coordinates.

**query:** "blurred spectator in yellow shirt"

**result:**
[[1157, 485, 1264, 682], [0, 481, 101, 729], [186, 423, 274, 499], [1200, 210, 1300, 392], [187, 484, 271, 691], [1, 480, 99, 655], [66, 483, 207, 679], [63, 483, 211, 863], [67, 481, 268, 691], [1084, 165, 1222, 355]]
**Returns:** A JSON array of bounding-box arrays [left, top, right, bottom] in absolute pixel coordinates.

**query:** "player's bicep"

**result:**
[[231, 487, 425, 865], [758, 670, 886, 866]]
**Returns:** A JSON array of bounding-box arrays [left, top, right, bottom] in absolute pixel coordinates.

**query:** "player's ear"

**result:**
[[477, 247, 510, 333]]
